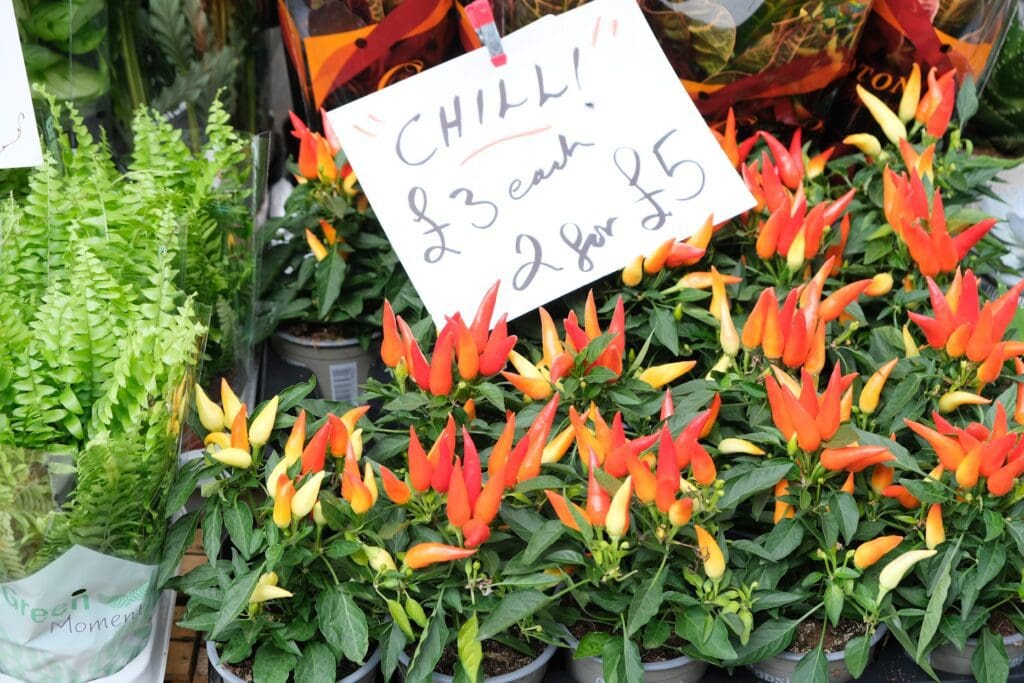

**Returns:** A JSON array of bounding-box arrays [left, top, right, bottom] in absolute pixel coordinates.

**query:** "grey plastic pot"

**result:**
[[396, 643, 557, 683], [929, 632, 1024, 675], [270, 330, 375, 404], [747, 625, 887, 683], [206, 641, 380, 683], [568, 650, 708, 683]]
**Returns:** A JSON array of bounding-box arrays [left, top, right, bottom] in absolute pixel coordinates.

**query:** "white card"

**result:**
[[0, 0, 42, 169], [328, 0, 754, 327]]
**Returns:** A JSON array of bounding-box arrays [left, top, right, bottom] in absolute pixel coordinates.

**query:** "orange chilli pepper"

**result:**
[[300, 422, 331, 476], [380, 300, 404, 368], [544, 489, 587, 531], [585, 453, 611, 526], [407, 427, 432, 492], [853, 535, 903, 569], [404, 543, 477, 570], [446, 459, 471, 528], [380, 466, 411, 505]]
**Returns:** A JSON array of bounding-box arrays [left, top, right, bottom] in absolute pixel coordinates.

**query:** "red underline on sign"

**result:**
[[461, 126, 552, 166], [368, 114, 385, 123], [612, 19, 618, 36], [353, 124, 377, 137], [592, 17, 601, 46]]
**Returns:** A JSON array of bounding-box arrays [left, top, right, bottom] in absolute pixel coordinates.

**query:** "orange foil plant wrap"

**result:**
[[831, 0, 1016, 135], [277, 0, 457, 118]]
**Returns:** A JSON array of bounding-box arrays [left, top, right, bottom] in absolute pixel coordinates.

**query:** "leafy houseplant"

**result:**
[[0, 96, 205, 681], [258, 111, 417, 401], [131, 97, 261, 390]]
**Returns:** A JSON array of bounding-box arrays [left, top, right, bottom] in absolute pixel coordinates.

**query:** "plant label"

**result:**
[[0, 0, 42, 169], [327, 0, 754, 327]]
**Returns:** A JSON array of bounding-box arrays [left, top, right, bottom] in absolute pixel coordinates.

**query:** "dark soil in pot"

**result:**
[[406, 637, 543, 677], [281, 321, 359, 343], [223, 657, 361, 682], [569, 622, 686, 663], [990, 612, 1020, 638], [790, 619, 866, 654]]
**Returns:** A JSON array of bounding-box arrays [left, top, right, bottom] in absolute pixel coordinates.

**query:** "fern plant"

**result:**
[[0, 95, 206, 581]]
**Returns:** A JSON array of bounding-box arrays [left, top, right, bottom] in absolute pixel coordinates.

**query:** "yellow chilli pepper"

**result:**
[[694, 525, 725, 580], [718, 438, 765, 456], [542, 424, 576, 464], [194, 384, 225, 432], [291, 471, 326, 518], [877, 549, 936, 602], [856, 84, 908, 144], [902, 325, 920, 358], [859, 358, 898, 415], [938, 391, 991, 414], [719, 299, 741, 358], [605, 476, 632, 541], [843, 134, 882, 157], [249, 583, 293, 604], [305, 228, 329, 262], [365, 545, 398, 573], [622, 255, 644, 287], [898, 64, 922, 123], [248, 395, 279, 448], [220, 379, 243, 425], [210, 447, 252, 469], [638, 361, 697, 389]]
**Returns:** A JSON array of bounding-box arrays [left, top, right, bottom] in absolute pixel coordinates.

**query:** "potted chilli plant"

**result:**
[[888, 399, 1024, 678], [258, 111, 418, 404], [169, 380, 388, 683], [378, 413, 564, 682]]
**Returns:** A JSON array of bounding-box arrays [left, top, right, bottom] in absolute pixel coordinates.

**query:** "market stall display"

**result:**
[[1, 0, 1024, 681]]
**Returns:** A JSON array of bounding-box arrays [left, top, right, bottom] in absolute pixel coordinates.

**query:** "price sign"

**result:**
[[328, 0, 754, 326], [0, 0, 42, 169]]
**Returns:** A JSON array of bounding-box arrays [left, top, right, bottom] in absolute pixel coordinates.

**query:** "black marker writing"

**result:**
[[613, 147, 671, 231], [409, 186, 460, 263], [560, 218, 616, 272], [513, 234, 563, 291], [653, 128, 706, 200], [449, 187, 498, 229], [508, 134, 595, 200]]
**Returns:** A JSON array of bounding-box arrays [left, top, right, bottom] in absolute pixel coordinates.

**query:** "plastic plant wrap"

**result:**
[[0, 96, 206, 682], [278, 0, 457, 120], [831, 0, 1017, 136], [14, 0, 109, 106], [494, 0, 874, 126]]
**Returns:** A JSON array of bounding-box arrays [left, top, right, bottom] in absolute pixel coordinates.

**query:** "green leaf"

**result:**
[[457, 615, 483, 682], [253, 643, 296, 683], [650, 306, 679, 356], [702, 618, 738, 660], [835, 493, 859, 545], [626, 564, 666, 638], [574, 632, 611, 659], [976, 542, 1007, 590], [381, 623, 406, 682], [315, 251, 347, 319], [794, 643, 828, 683], [956, 74, 979, 126], [165, 459, 207, 516], [972, 628, 1009, 683], [477, 590, 549, 641], [407, 600, 447, 683], [717, 462, 792, 511], [157, 510, 199, 588], [475, 381, 505, 411], [294, 642, 336, 683], [318, 588, 368, 663], [202, 500, 224, 561], [522, 520, 563, 565], [211, 566, 264, 639], [824, 582, 844, 628], [325, 540, 361, 559], [727, 618, 798, 666], [844, 634, 871, 679], [917, 548, 954, 661], [601, 637, 624, 683], [222, 500, 255, 560]]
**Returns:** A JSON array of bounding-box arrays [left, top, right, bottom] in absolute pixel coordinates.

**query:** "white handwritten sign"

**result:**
[[328, 0, 754, 326], [0, 0, 41, 169]]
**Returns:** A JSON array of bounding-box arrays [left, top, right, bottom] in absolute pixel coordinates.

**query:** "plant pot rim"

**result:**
[[273, 328, 363, 348], [206, 641, 381, 683], [397, 642, 558, 682], [944, 631, 1024, 648], [774, 624, 887, 662], [565, 635, 704, 670]]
